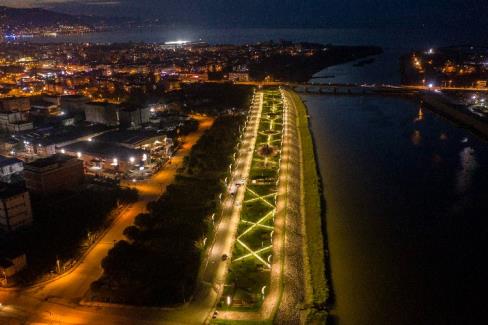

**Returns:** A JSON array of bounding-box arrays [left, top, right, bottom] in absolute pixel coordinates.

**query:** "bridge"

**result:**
[[232, 81, 488, 95], [289, 83, 417, 95]]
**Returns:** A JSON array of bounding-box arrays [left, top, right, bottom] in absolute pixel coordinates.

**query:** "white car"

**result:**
[[236, 178, 246, 186]]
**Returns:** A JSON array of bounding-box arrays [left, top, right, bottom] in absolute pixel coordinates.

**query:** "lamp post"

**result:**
[[56, 257, 61, 274], [2, 270, 7, 285]]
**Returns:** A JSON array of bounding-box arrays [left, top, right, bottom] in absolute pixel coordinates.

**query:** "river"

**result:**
[[304, 94, 488, 325]]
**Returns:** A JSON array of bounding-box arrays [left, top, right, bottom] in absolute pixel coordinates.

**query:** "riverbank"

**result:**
[[288, 90, 329, 323], [422, 92, 488, 140]]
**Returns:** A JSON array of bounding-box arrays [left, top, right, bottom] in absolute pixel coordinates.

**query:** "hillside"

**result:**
[[0, 6, 88, 28]]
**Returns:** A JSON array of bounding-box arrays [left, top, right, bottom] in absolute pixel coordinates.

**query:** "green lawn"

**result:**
[[221, 89, 284, 312]]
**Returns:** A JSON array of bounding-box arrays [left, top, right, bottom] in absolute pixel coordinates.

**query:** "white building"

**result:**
[[0, 183, 33, 232], [0, 156, 23, 182]]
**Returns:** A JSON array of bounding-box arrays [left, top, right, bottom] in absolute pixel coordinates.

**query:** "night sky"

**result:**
[[1, 0, 487, 28]]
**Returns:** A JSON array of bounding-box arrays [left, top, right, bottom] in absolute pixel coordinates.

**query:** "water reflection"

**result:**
[[414, 106, 424, 122], [456, 147, 478, 194], [304, 94, 488, 325], [411, 130, 422, 145]]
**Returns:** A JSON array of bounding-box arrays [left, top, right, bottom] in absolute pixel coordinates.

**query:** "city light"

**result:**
[[0, 6, 485, 324], [164, 40, 189, 45]]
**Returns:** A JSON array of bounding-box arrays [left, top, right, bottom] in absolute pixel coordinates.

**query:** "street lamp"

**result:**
[[2, 270, 7, 285]]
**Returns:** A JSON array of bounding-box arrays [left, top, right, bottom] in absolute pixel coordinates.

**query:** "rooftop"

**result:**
[[64, 141, 145, 161], [94, 129, 165, 146], [14, 124, 112, 146], [25, 153, 76, 169], [0, 155, 22, 168], [0, 181, 27, 200]]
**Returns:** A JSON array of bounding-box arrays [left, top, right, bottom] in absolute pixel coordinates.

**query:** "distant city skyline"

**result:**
[[1, 0, 488, 29]]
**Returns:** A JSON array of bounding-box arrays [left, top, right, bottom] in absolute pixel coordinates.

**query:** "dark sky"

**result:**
[[3, 0, 488, 28]]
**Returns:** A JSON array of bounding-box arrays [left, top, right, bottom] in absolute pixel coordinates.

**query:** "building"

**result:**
[[13, 124, 112, 160], [120, 106, 150, 128], [476, 80, 487, 88], [0, 183, 33, 232], [84, 102, 120, 126], [0, 156, 23, 183], [229, 72, 250, 82], [0, 136, 18, 156], [63, 141, 147, 174], [61, 95, 89, 115], [94, 129, 173, 159], [0, 111, 34, 133], [84, 102, 150, 128], [0, 97, 30, 112], [31, 98, 60, 116], [23, 154, 84, 194], [0, 253, 27, 282]]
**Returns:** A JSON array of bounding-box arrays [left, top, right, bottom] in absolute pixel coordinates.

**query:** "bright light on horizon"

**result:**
[[164, 40, 190, 45]]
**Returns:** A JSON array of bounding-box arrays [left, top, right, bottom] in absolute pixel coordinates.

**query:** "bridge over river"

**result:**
[[232, 81, 488, 95]]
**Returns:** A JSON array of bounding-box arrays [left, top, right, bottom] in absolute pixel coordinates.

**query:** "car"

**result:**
[[236, 178, 246, 186], [222, 254, 229, 261]]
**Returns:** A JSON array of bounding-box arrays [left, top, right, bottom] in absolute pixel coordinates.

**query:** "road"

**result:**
[[187, 90, 265, 323], [0, 115, 215, 324]]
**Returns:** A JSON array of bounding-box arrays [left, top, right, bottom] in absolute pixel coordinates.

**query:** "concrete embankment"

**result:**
[[423, 93, 488, 140]]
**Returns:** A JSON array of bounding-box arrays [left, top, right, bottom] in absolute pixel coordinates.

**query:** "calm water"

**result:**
[[26, 26, 484, 49], [305, 95, 488, 325]]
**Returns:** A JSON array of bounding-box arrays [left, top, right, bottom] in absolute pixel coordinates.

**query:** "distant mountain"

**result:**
[[0, 6, 88, 27], [0, 6, 139, 31]]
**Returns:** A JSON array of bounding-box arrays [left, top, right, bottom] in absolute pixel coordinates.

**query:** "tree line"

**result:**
[[91, 115, 244, 306]]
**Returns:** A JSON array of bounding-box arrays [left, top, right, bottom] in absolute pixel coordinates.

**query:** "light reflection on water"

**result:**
[[456, 147, 478, 194], [304, 94, 488, 325]]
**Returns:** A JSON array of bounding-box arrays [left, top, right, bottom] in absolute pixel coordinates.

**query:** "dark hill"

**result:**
[[0, 6, 88, 28]]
